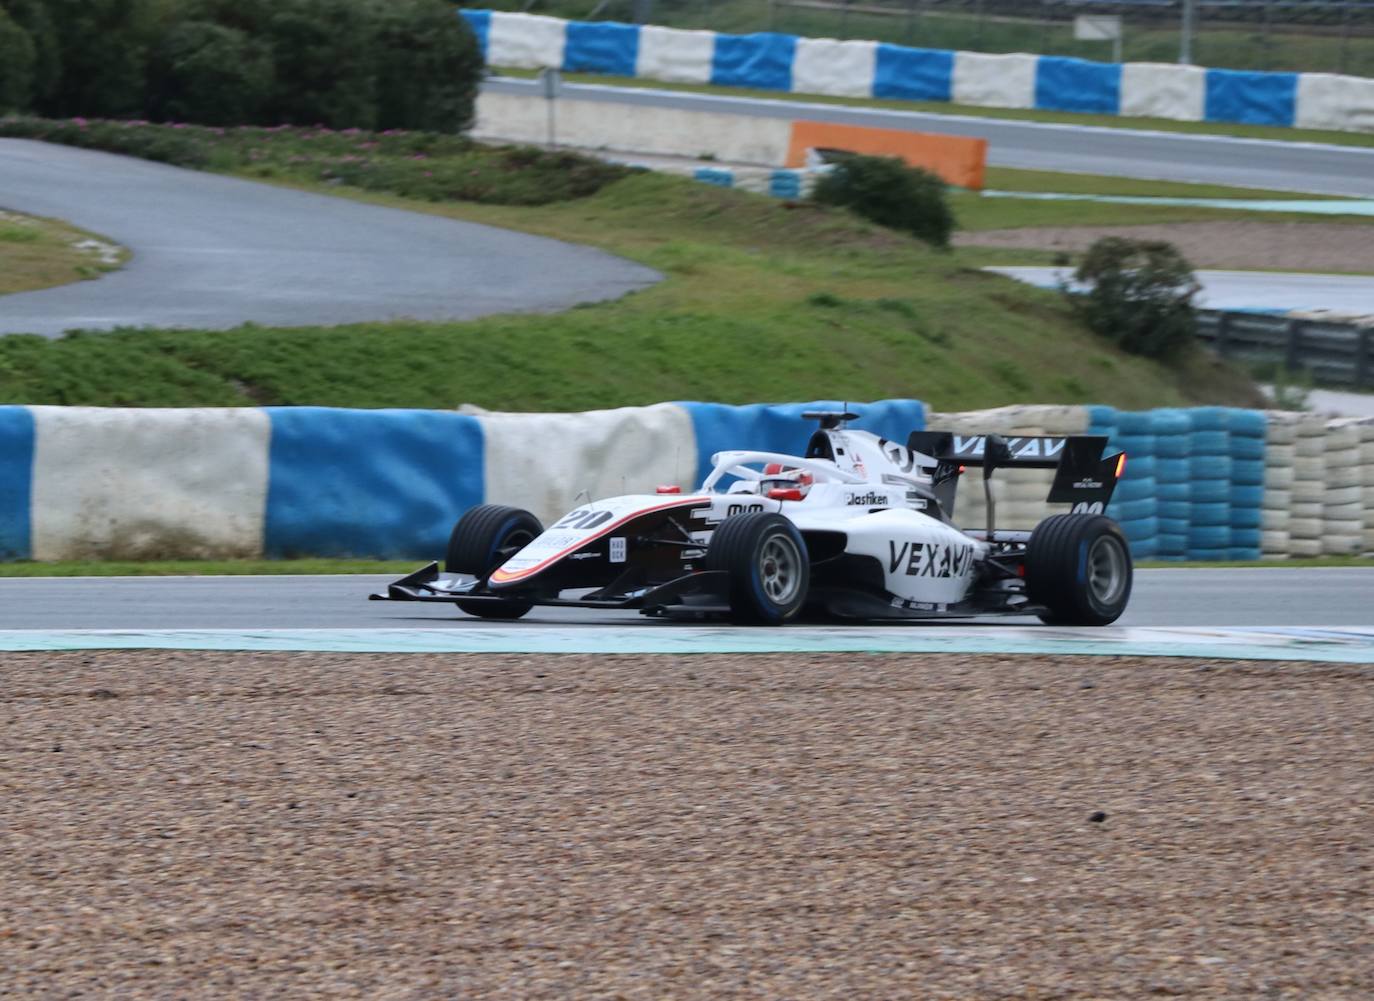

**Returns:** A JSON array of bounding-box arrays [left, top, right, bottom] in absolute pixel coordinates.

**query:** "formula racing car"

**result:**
[[372, 411, 1132, 625]]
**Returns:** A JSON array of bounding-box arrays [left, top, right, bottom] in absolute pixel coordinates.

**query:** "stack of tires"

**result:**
[[1105, 410, 1159, 560], [1322, 419, 1365, 556], [1227, 409, 1266, 561], [1001, 405, 1091, 530], [1288, 415, 1327, 557], [1150, 408, 1192, 561], [923, 409, 990, 530], [1261, 412, 1299, 559], [1362, 420, 1374, 555], [923, 405, 1090, 532], [1186, 407, 1232, 560]]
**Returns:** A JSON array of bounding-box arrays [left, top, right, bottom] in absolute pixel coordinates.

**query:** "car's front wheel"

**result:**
[[1025, 513, 1132, 626], [445, 504, 543, 620], [705, 512, 810, 625]]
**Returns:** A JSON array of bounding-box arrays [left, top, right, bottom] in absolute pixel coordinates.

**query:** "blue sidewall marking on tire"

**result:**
[[488, 515, 523, 567], [1077, 538, 1089, 586]]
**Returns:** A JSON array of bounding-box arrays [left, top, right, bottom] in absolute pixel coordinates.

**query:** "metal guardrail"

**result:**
[[1197, 310, 1374, 389]]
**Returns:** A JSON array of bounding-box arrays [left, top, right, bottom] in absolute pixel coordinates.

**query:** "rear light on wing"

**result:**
[[656, 485, 682, 494], [1115, 453, 1127, 479]]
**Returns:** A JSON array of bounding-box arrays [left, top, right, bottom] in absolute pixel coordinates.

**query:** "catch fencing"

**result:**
[[0, 401, 1368, 562], [1197, 311, 1374, 389], [462, 9, 1374, 132]]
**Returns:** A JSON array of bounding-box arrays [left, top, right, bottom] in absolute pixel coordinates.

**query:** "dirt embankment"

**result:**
[[955, 220, 1374, 273], [3, 651, 1372, 998]]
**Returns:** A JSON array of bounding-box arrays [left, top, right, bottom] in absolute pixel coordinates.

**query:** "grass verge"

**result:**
[[0, 165, 1265, 411], [0, 209, 129, 295]]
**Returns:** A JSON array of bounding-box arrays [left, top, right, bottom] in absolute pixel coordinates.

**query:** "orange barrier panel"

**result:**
[[786, 121, 988, 191]]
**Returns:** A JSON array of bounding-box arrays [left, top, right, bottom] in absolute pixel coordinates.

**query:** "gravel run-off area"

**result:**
[[954, 221, 1374, 274], [2, 651, 1372, 999]]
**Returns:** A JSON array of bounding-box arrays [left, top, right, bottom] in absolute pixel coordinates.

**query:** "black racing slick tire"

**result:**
[[704, 512, 810, 625], [1025, 513, 1133, 626], [445, 504, 543, 620]]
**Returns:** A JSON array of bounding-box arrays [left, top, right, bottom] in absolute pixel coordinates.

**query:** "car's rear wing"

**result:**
[[906, 430, 1125, 517]]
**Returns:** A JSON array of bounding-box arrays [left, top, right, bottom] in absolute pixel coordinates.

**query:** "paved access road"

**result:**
[[987, 266, 1374, 314], [488, 77, 1374, 198], [0, 567, 1369, 630], [0, 139, 659, 337]]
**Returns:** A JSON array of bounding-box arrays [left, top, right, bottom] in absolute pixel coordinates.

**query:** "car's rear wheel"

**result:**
[[705, 512, 810, 625], [1025, 513, 1132, 626], [445, 504, 542, 620]]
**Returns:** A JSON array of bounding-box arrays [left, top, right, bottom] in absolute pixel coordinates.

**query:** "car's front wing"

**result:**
[[369, 562, 732, 615]]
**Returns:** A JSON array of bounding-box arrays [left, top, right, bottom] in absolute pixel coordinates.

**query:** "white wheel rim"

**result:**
[[758, 533, 802, 605], [1087, 535, 1127, 606]]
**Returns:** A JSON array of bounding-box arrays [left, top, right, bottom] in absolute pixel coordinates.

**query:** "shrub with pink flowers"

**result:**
[[0, 117, 631, 205]]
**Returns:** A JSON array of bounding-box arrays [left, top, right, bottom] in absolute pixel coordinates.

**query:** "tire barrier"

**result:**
[[0, 402, 1368, 562], [462, 10, 1374, 135], [923, 405, 1089, 532], [1261, 413, 1298, 559], [1323, 419, 1366, 555]]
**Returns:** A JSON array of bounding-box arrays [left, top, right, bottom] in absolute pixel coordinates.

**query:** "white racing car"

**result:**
[[372, 411, 1132, 625]]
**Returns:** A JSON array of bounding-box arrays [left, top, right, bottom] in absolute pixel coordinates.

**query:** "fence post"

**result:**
[[1284, 318, 1301, 372], [1179, 0, 1196, 63], [1214, 311, 1230, 358], [1357, 328, 1372, 390]]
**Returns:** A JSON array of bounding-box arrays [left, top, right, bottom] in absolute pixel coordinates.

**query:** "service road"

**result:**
[[0, 139, 659, 337]]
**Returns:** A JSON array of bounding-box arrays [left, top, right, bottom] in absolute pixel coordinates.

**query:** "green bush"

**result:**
[[1068, 237, 1201, 360], [262, 0, 378, 129], [146, 19, 275, 126], [811, 154, 953, 248], [373, 0, 484, 133], [0, 6, 36, 112], [0, 0, 485, 132], [33, 0, 156, 118], [2, 0, 61, 109]]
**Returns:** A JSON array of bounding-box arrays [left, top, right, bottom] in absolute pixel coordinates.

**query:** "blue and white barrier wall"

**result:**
[[462, 10, 1374, 135], [0, 402, 1368, 562], [0, 401, 923, 561]]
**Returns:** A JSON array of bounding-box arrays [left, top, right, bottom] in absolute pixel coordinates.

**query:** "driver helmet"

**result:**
[[761, 462, 814, 499]]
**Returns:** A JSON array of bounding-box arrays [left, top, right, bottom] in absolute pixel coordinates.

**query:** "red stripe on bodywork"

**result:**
[[488, 497, 709, 585]]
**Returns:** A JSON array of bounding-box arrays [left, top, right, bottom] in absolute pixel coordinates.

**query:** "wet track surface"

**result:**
[[1, 568, 1369, 630]]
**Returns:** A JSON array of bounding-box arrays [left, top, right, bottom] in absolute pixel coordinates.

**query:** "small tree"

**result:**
[[1069, 236, 1201, 360], [811, 154, 953, 248], [0, 6, 36, 112], [33, 0, 157, 118]]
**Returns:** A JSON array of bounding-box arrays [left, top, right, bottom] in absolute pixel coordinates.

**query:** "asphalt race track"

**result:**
[[0, 139, 660, 337], [0, 567, 1369, 631], [487, 77, 1374, 198]]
